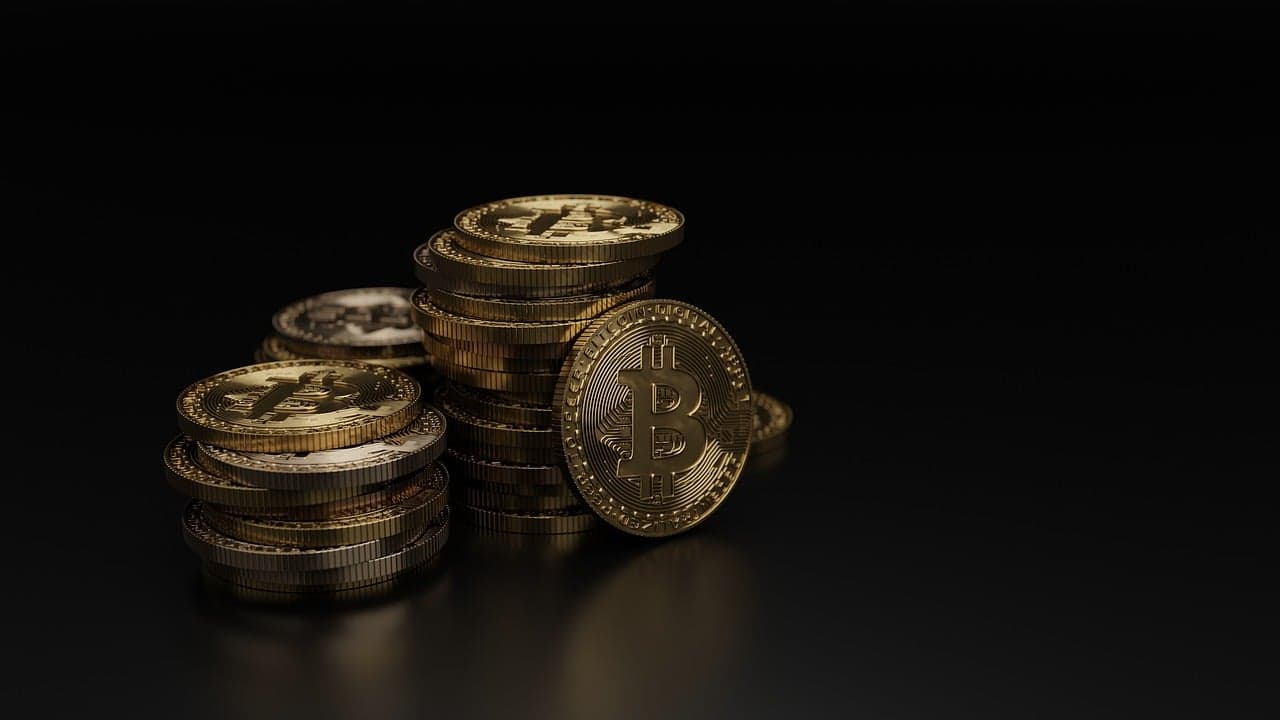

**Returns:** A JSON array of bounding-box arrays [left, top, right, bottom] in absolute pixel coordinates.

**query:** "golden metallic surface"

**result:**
[[751, 391, 793, 455], [444, 448, 568, 488], [450, 439, 561, 466], [202, 510, 448, 591], [453, 194, 685, 263], [201, 556, 439, 601], [438, 394, 556, 449], [428, 333, 570, 360], [175, 360, 421, 452], [411, 289, 594, 345], [413, 242, 609, 299], [164, 435, 373, 510], [271, 287, 425, 359], [194, 408, 447, 490], [435, 382, 552, 427], [555, 300, 753, 537], [456, 485, 584, 513], [426, 275, 656, 322], [202, 463, 449, 547], [435, 362, 559, 398], [425, 229, 658, 289], [258, 334, 429, 369], [458, 505, 598, 535], [183, 500, 421, 572], [422, 334, 562, 373]]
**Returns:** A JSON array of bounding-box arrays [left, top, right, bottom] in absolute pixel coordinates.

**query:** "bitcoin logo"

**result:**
[[304, 302, 412, 335], [220, 370, 369, 423], [496, 202, 630, 238], [616, 335, 709, 501]]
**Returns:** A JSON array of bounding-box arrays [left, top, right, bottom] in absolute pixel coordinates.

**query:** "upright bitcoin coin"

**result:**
[[176, 360, 421, 452], [555, 300, 752, 537], [454, 195, 684, 263], [272, 287, 424, 359]]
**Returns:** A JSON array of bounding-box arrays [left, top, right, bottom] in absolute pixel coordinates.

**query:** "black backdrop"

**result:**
[[5, 3, 1277, 718]]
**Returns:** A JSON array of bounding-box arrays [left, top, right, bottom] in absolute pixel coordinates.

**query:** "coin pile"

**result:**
[[255, 287, 436, 386], [410, 195, 684, 535], [164, 359, 450, 597]]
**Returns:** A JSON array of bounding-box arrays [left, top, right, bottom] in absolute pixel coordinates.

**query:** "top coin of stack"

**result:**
[[411, 195, 683, 534]]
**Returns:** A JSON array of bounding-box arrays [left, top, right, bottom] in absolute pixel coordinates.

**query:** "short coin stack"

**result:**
[[255, 287, 436, 386], [164, 359, 449, 597], [410, 195, 684, 534]]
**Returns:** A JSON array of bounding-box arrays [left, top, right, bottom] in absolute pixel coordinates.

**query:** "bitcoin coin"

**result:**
[[751, 391, 793, 455], [423, 334, 562, 373], [436, 363, 559, 398], [425, 229, 657, 289], [555, 300, 752, 537], [272, 287, 425, 359], [202, 463, 449, 547], [182, 501, 420, 571], [444, 448, 568, 488], [453, 195, 685, 263], [426, 275, 655, 322], [458, 506, 598, 535], [257, 334, 429, 369], [176, 360, 421, 452], [411, 289, 593, 345], [194, 407, 447, 489], [435, 382, 552, 427], [203, 510, 448, 590], [202, 557, 439, 601], [438, 395, 556, 449], [427, 333, 571, 360], [414, 243, 607, 299], [456, 485, 583, 513]]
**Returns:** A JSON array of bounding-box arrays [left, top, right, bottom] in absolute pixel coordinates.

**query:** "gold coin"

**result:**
[[752, 391, 793, 455], [202, 510, 448, 590], [456, 485, 583, 513], [438, 394, 556, 449], [458, 505, 598, 535], [175, 360, 421, 452], [453, 195, 684, 263], [271, 287, 425, 359], [426, 333, 570, 360], [436, 362, 559, 398], [435, 382, 552, 427], [556, 300, 752, 537], [414, 242, 604, 299], [424, 229, 657, 289], [449, 438, 561, 466], [164, 435, 375, 510], [444, 448, 568, 487], [258, 334, 429, 369], [194, 407, 447, 490], [202, 463, 449, 547], [423, 334, 562, 373], [201, 557, 439, 600], [411, 288, 592, 345], [182, 500, 421, 572], [426, 275, 656, 323]]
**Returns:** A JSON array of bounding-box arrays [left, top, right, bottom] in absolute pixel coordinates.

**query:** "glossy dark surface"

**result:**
[[7, 4, 1276, 718]]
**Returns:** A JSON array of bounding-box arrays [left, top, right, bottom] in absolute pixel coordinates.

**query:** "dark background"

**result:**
[[5, 2, 1277, 718]]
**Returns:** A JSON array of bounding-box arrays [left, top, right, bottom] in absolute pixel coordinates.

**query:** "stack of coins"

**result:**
[[410, 195, 684, 535], [164, 359, 450, 598], [255, 287, 437, 386]]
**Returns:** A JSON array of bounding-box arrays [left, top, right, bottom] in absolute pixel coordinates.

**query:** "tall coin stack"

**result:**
[[254, 287, 437, 388], [164, 359, 450, 599], [410, 195, 684, 535]]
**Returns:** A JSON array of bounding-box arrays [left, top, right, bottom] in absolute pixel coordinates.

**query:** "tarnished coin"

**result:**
[[411, 288, 593, 345], [202, 463, 449, 547], [422, 334, 562, 373], [444, 448, 568, 488], [555, 300, 753, 537], [751, 391, 793, 455], [257, 334, 429, 369], [458, 505, 598, 535], [425, 229, 657, 289], [176, 360, 421, 452], [182, 500, 420, 572], [194, 407, 447, 490], [456, 485, 583, 513], [203, 510, 449, 591], [271, 287, 424, 359], [435, 382, 552, 427], [453, 195, 684, 263], [426, 275, 656, 323]]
